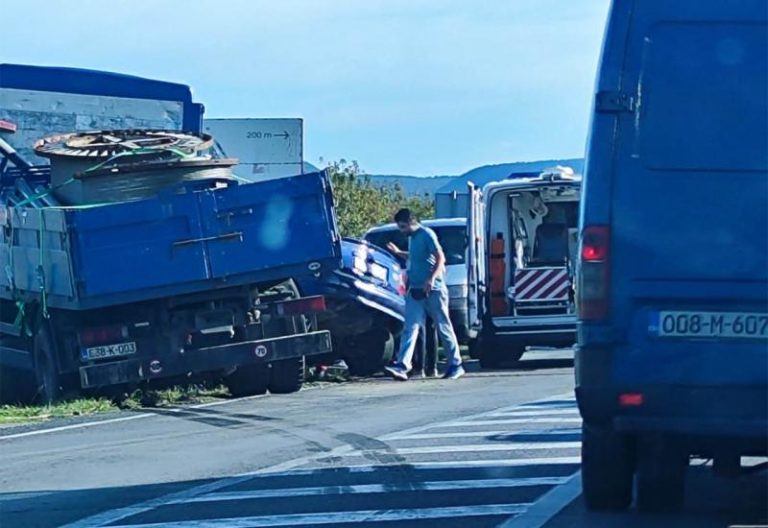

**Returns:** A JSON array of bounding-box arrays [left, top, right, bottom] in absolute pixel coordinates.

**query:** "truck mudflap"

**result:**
[[79, 330, 332, 389]]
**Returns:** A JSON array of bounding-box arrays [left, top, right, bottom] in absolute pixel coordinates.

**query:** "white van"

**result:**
[[467, 168, 580, 367]]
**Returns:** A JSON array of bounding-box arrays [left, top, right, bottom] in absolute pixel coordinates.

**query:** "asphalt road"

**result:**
[[0, 349, 765, 528]]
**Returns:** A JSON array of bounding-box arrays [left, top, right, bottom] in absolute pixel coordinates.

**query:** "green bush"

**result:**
[[325, 159, 434, 237]]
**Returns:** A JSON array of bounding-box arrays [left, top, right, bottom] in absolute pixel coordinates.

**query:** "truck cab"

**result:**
[[467, 168, 580, 367]]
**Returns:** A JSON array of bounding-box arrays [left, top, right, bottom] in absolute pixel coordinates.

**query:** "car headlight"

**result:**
[[448, 284, 468, 299]]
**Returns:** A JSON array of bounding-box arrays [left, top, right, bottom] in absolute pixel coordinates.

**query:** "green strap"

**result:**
[[13, 177, 75, 208], [37, 208, 49, 320]]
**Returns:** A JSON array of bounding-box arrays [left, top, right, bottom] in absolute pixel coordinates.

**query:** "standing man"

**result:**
[[385, 209, 464, 380]]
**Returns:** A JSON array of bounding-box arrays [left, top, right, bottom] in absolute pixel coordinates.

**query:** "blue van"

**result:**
[[576, 0, 767, 513]]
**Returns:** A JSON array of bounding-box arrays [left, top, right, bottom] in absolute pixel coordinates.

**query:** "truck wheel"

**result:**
[[224, 364, 270, 398], [0, 367, 36, 404], [636, 436, 687, 513], [346, 329, 394, 376], [269, 357, 305, 394], [581, 423, 635, 511], [33, 325, 63, 405]]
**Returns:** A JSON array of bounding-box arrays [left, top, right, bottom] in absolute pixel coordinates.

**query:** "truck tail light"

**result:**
[[275, 295, 327, 316], [578, 225, 610, 321], [79, 324, 128, 346]]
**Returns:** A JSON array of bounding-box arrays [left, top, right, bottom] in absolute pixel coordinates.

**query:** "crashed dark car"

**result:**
[[298, 237, 406, 375]]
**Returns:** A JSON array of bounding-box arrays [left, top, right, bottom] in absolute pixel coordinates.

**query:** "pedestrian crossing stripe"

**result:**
[[61, 394, 582, 528]]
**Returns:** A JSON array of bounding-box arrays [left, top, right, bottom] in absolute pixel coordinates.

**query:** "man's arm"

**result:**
[[386, 242, 409, 259], [424, 247, 445, 290], [423, 229, 446, 291]]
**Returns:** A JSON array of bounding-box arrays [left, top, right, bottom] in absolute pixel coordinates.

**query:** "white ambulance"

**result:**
[[466, 167, 581, 367]]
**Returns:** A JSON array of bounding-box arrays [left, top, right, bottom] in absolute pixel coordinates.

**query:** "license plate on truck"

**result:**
[[652, 311, 768, 340], [81, 342, 137, 361]]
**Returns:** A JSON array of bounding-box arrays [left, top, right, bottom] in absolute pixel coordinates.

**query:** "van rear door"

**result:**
[[467, 183, 487, 336], [608, 1, 768, 386]]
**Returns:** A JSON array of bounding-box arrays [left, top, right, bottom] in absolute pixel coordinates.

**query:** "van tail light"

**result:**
[[79, 324, 129, 346], [275, 295, 327, 316], [578, 225, 610, 321]]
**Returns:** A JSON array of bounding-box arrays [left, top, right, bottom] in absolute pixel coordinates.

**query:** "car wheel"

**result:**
[[346, 328, 394, 376], [636, 435, 687, 513], [33, 325, 63, 405], [224, 364, 270, 397], [581, 423, 635, 511], [268, 357, 305, 394]]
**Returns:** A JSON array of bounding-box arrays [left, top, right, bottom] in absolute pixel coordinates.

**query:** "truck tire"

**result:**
[[0, 367, 36, 404], [346, 329, 394, 377], [224, 364, 270, 398], [32, 325, 63, 405], [636, 436, 687, 513], [581, 423, 635, 511], [269, 357, 305, 394]]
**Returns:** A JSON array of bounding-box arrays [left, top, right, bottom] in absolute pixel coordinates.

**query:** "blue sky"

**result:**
[[3, 0, 610, 175]]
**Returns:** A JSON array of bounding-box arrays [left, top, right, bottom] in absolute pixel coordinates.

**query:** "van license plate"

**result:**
[[652, 311, 768, 340], [82, 342, 137, 361]]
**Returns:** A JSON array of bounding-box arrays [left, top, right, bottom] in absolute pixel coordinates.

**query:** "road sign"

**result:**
[[204, 118, 303, 180]]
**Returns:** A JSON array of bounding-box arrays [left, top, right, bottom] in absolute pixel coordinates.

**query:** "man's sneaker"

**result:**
[[384, 364, 409, 381], [442, 364, 465, 380]]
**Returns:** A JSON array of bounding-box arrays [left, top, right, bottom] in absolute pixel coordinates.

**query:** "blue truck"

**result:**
[[0, 65, 341, 403], [576, 1, 767, 513]]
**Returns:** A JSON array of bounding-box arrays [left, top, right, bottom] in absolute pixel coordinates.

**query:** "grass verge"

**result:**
[[0, 384, 232, 426]]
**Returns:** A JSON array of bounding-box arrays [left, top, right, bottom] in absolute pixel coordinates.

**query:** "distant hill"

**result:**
[[368, 174, 454, 197], [366, 158, 584, 197], [436, 158, 584, 194]]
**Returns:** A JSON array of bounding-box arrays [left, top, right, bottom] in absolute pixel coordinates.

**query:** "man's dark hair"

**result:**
[[394, 208, 417, 224]]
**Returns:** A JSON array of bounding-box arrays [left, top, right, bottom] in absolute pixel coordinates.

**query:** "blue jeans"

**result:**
[[396, 286, 462, 371]]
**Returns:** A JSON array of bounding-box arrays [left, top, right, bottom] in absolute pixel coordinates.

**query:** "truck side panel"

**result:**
[[0, 171, 341, 309]]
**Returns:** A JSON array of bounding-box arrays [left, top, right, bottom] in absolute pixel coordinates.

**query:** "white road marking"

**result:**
[[487, 409, 580, 417], [0, 490, 55, 502], [107, 504, 532, 528], [0, 393, 273, 441], [498, 472, 583, 528], [388, 429, 580, 440], [445, 417, 582, 427], [61, 393, 578, 528], [348, 441, 581, 456], [173, 477, 568, 504], [320, 457, 582, 471]]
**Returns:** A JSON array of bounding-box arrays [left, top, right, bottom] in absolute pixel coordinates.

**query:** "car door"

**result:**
[[466, 182, 487, 337]]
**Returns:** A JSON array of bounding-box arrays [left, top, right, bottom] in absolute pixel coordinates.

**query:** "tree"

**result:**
[[325, 160, 434, 237]]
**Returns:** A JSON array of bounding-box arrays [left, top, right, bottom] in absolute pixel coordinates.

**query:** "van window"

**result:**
[[431, 226, 468, 266], [641, 23, 768, 171]]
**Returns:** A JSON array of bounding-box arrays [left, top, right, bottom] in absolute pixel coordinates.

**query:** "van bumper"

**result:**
[[576, 385, 768, 452], [488, 314, 577, 347]]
